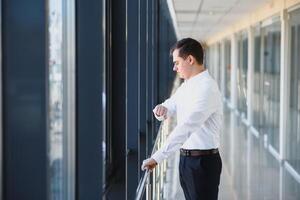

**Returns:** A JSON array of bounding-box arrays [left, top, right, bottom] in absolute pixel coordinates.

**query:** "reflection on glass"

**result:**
[[261, 19, 281, 151], [208, 46, 216, 79], [283, 166, 300, 199], [205, 47, 210, 72], [287, 8, 300, 174], [208, 46, 215, 79], [237, 31, 248, 116], [208, 44, 221, 85], [216, 43, 221, 87], [48, 0, 64, 199], [224, 39, 231, 100], [252, 25, 263, 131]]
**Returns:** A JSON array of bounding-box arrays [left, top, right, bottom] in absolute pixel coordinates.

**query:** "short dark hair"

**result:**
[[170, 38, 204, 65]]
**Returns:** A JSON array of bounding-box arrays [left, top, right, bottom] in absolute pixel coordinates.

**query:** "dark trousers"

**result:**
[[179, 153, 222, 200]]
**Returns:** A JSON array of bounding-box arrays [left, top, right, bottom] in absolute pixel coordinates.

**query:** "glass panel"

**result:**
[[287, 8, 300, 174], [283, 165, 300, 199], [205, 47, 210, 71], [224, 39, 231, 100], [209, 46, 215, 79], [253, 26, 263, 131], [0, 0, 2, 198], [204, 46, 209, 67], [216, 43, 221, 87], [261, 19, 281, 151], [208, 44, 219, 81], [48, 0, 64, 199], [237, 31, 248, 116]]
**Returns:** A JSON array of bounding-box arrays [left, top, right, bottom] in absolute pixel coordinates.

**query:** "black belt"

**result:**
[[180, 148, 219, 156]]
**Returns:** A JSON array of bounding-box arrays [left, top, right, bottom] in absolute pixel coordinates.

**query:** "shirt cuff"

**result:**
[[152, 106, 166, 121], [161, 102, 174, 117], [154, 114, 165, 121], [151, 150, 166, 164]]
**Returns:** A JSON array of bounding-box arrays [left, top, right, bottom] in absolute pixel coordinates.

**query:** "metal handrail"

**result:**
[[135, 169, 151, 199], [135, 123, 165, 200], [135, 77, 180, 200]]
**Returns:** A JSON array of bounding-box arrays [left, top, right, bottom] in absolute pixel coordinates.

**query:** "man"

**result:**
[[141, 38, 223, 200]]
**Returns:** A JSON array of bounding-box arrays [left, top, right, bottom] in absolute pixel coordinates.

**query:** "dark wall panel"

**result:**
[[158, 0, 177, 105], [105, 0, 127, 198], [76, 0, 103, 199], [2, 0, 47, 199], [126, 0, 139, 198]]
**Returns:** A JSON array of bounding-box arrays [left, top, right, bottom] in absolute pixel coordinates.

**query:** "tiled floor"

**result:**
[[164, 104, 300, 200]]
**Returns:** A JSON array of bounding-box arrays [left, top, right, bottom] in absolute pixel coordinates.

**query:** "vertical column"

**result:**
[[158, 9, 168, 104], [220, 41, 226, 97], [214, 44, 219, 84], [146, 0, 152, 155], [231, 33, 238, 109], [62, 0, 76, 199], [146, 0, 156, 155], [138, 0, 147, 180], [151, 0, 159, 141], [0, 0, 2, 198], [246, 132, 253, 200], [126, 0, 139, 198], [247, 26, 254, 125], [2, 0, 47, 199], [107, 0, 127, 198], [48, 0, 76, 199], [209, 46, 213, 77], [76, 0, 104, 199], [209, 47, 213, 76], [279, 9, 289, 161], [260, 27, 265, 131]]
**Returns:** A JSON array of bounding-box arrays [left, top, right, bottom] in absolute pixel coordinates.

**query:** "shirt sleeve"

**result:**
[[151, 86, 219, 164], [160, 93, 177, 118]]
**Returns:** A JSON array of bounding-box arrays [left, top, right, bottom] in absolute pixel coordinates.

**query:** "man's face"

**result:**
[[172, 49, 192, 80]]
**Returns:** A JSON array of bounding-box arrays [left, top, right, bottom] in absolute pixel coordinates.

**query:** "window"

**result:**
[[48, 0, 75, 199], [237, 31, 248, 116], [224, 39, 231, 100], [287, 7, 300, 173], [205, 47, 211, 71], [261, 17, 281, 151], [208, 46, 215, 79], [48, 1, 64, 198], [252, 25, 263, 131], [216, 43, 221, 87]]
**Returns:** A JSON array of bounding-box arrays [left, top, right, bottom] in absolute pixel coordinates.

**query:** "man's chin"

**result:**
[[177, 73, 183, 78]]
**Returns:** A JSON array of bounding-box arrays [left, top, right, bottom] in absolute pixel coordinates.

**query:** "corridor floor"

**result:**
[[164, 104, 300, 200]]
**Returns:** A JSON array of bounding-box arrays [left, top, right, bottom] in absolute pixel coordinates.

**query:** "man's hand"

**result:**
[[153, 105, 168, 121], [141, 158, 157, 172]]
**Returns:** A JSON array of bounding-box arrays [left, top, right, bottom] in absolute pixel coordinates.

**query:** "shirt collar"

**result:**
[[184, 69, 209, 84]]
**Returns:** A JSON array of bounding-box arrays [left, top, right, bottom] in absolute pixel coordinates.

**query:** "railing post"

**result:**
[[146, 174, 152, 200], [135, 116, 177, 199]]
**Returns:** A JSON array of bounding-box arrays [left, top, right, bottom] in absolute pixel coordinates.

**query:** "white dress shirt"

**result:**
[[151, 70, 223, 164]]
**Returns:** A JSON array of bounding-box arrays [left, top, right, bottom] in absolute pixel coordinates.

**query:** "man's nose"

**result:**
[[173, 65, 177, 71]]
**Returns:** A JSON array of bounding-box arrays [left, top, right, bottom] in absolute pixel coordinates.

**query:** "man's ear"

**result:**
[[187, 55, 195, 65]]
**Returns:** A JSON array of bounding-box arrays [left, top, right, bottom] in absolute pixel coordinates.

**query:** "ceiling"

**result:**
[[170, 0, 271, 41]]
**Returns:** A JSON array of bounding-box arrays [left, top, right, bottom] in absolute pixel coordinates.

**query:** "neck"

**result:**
[[186, 65, 205, 80]]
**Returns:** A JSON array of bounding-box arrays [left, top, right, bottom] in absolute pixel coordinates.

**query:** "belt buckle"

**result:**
[[181, 149, 191, 156], [186, 150, 190, 156]]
